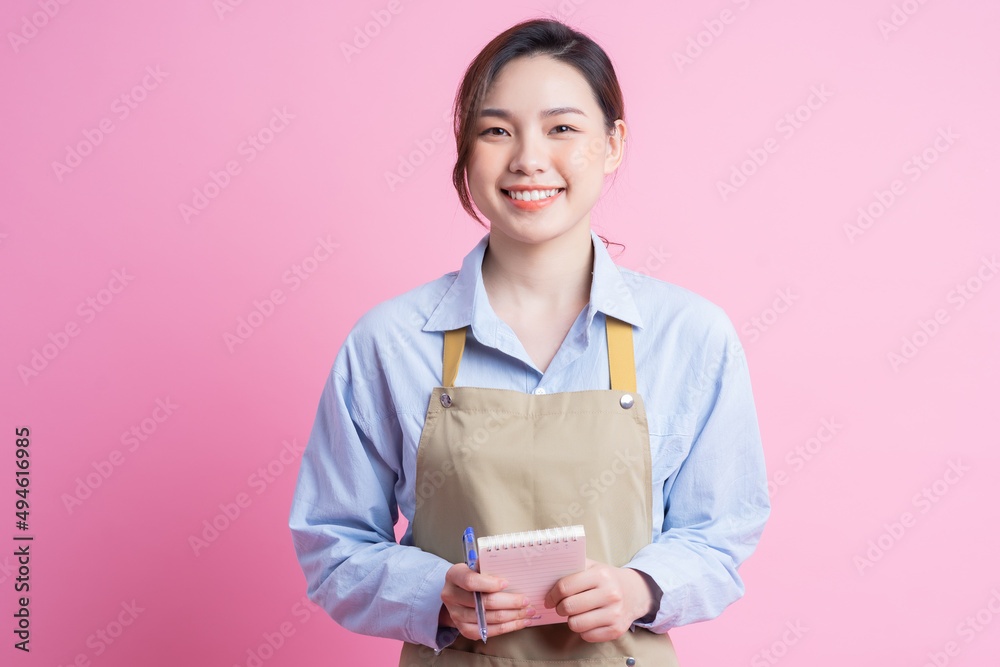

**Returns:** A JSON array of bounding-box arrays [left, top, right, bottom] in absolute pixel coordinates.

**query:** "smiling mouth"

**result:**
[[501, 188, 565, 202]]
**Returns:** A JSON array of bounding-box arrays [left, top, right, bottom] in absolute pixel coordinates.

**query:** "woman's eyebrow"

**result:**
[[479, 106, 587, 120]]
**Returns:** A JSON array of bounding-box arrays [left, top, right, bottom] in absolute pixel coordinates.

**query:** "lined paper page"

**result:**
[[477, 526, 585, 626]]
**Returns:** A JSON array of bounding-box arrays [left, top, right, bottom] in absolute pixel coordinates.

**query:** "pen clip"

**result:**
[[463, 526, 479, 571]]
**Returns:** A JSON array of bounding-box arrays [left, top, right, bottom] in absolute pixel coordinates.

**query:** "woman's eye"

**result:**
[[480, 126, 574, 137]]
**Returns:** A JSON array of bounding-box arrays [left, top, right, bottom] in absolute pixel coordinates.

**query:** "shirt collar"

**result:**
[[423, 229, 643, 337]]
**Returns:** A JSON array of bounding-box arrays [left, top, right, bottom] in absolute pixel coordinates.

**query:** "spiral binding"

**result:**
[[478, 525, 585, 552]]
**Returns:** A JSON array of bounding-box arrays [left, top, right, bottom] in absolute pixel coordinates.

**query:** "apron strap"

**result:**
[[606, 315, 637, 392], [441, 316, 636, 391], [442, 328, 466, 387]]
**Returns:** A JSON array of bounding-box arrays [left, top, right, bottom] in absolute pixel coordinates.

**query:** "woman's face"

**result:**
[[466, 54, 625, 247]]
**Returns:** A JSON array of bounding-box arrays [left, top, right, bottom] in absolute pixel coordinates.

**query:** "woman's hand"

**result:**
[[440, 562, 534, 641], [543, 558, 657, 642]]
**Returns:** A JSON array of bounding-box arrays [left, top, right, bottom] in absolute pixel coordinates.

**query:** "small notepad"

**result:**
[[477, 525, 586, 626]]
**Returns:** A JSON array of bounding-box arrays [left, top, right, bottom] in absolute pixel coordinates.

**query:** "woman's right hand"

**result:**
[[440, 562, 535, 640]]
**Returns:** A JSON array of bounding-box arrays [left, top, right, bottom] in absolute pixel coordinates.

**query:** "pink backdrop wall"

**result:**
[[3, 0, 999, 665]]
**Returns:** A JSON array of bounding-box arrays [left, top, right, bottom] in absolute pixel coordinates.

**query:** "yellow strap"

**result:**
[[441, 316, 635, 391], [606, 315, 637, 392], [442, 327, 467, 387]]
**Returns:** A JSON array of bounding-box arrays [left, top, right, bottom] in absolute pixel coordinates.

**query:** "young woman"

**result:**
[[289, 18, 770, 666]]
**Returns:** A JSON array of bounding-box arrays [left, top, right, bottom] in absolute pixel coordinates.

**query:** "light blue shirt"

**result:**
[[288, 229, 770, 650]]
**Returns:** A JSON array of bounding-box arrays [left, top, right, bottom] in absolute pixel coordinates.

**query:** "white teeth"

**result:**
[[504, 188, 561, 201]]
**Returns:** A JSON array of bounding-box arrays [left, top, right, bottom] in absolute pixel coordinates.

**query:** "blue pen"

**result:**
[[463, 527, 488, 643]]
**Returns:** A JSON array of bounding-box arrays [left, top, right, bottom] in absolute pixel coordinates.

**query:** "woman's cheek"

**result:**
[[568, 135, 608, 172]]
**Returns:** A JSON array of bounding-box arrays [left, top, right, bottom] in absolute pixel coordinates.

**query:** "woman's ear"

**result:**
[[604, 120, 627, 174]]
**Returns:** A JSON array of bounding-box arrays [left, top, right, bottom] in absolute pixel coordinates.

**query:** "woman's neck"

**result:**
[[480, 224, 594, 315]]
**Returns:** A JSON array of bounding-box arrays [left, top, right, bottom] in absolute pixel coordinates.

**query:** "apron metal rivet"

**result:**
[[440, 393, 452, 407], [619, 393, 634, 409], [626, 658, 636, 666]]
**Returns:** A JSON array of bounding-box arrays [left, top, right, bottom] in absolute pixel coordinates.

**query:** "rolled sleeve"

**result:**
[[628, 319, 770, 632], [288, 362, 451, 647]]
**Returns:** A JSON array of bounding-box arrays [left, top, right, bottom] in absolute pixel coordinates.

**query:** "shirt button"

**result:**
[[533, 387, 546, 395], [626, 658, 636, 666]]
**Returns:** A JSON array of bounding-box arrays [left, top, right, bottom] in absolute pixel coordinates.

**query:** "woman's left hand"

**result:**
[[542, 558, 656, 642]]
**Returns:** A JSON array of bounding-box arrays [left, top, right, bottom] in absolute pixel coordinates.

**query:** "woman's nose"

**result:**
[[509, 133, 548, 174]]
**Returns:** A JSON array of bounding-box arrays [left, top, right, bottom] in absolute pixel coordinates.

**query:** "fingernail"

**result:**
[[525, 607, 536, 616], [524, 619, 532, 627]]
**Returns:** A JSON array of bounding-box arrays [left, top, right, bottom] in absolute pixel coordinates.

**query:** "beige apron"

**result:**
[[399, 315, 680, 666]]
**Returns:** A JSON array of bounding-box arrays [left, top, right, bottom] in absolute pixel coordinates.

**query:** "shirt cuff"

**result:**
[[626, 566, 663, 629], [625, 550, 682, 632], [408, 557, 456, 649]]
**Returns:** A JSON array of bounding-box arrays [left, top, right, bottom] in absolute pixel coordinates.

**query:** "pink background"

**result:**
[[3, 0, 999, 665]]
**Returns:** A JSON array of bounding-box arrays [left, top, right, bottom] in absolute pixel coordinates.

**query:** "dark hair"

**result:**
[[451, 18, 626, 254]]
